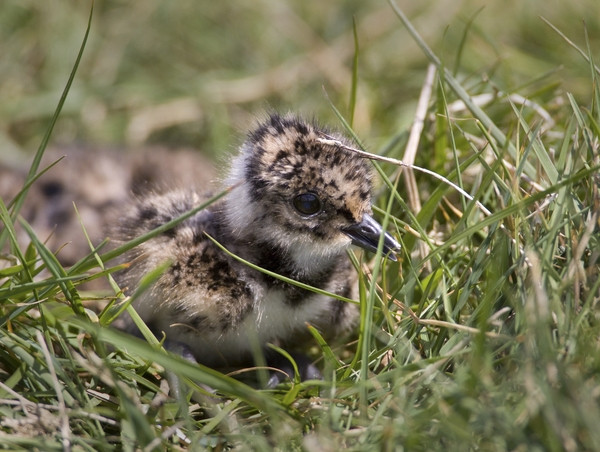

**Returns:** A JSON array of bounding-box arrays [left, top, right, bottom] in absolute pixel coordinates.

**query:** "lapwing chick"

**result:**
[[117, 114, 400, 385]]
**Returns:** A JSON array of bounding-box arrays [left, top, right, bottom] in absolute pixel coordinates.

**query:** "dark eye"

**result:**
[[292, 193, 322, 216]]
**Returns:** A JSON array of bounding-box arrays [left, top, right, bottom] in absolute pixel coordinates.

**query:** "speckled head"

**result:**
[[225, 114, 399, 266]]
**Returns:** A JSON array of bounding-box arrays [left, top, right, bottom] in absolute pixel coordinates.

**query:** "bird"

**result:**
[[0, 146, 214, 270], [115, 113, 400, 385]]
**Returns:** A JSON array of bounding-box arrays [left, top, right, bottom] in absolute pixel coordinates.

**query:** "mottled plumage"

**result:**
[[117, 114, 400, 376], [0, 147, 213, 268]]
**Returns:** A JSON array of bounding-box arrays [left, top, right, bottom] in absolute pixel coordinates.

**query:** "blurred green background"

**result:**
[[1, 0, 598, 163]]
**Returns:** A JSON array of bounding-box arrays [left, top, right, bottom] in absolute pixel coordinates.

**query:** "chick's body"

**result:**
[[120, 190, 358, 367], [118, 114, 398, 369]]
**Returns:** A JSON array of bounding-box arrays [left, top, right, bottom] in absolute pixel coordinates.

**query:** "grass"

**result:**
[[1, 1, 600, 451]]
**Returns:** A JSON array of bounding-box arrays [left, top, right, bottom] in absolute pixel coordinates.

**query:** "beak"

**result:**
[[342, 214, 401, 261]]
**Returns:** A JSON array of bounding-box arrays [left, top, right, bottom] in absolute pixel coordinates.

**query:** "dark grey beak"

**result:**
[[342, 214, 401, 261]]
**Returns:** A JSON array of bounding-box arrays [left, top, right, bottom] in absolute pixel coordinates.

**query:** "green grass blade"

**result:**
[[7, 5, 93, 227], [204, 233, 357, 305]]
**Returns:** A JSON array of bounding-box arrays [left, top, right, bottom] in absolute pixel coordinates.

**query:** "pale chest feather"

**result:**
[[146, 284, 346, 367]]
